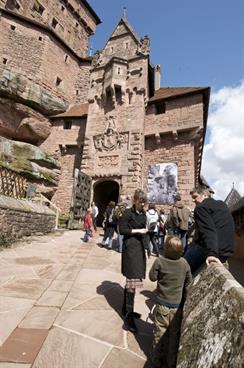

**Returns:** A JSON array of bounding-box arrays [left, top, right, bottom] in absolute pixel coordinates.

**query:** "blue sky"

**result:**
[[88, 0, 244, 199]]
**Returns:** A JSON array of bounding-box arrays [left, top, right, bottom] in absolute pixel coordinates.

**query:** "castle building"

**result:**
[[0, 1, 210, 226]]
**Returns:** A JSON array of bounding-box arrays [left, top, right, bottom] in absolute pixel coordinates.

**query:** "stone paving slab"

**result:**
[[55, 309, 125, 347], [0, 230, 156, 367], [19, 307, 59, 329], [101, 347, 145, 368], [0, 328, 48, 364], [48, 280, 73, 293], [34, 264, 64, 279], [0, 296, 34, 345], [32, 326, 110, 368], [36, 290, 68, 308], [0, 364, 31, 368], [0, 279, 52, 300]]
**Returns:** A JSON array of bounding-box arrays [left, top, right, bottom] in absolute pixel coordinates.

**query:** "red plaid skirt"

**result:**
[[125, 278, 144, 289]]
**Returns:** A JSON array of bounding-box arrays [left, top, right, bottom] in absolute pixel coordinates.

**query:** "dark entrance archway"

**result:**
[[93, 180, 119, 226]]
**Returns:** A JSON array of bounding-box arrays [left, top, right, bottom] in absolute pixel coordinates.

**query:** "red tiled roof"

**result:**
[[51, 103, 89, 118], [149, 87, 209, 103]]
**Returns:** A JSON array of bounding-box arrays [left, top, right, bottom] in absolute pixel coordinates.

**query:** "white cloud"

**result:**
[[202, 81, 244, 200]]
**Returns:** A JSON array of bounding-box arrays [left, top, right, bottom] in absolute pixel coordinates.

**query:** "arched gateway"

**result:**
[[93, 180, 119, 225]]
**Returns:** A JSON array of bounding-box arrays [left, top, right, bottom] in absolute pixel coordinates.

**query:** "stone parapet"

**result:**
[[0, 195, 56, 239], [177, 264, 244, 368]]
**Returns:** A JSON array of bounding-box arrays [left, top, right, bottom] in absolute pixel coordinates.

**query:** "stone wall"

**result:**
[[0, 13, 91, 104], [145, 94, 204, 136], [144, 132, 195, 208], [0, 195, 56, 239], [177, 264, 244, 368], [40, 117, 87, 155], [40, 117, 86, 213], [1, 0, 98, 58]]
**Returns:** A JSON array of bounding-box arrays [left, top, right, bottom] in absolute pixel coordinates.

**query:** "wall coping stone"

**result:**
[[177, 264, 244, 368], [0, 195, 55, 216]]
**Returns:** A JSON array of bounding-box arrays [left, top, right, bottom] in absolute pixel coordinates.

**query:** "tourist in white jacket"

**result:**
[[146, 204, 160, 256]]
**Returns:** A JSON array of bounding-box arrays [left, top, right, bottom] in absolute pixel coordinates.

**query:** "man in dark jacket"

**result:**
[[184, 186, 235, 272]]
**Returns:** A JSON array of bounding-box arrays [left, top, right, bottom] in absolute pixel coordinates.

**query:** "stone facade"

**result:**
[[0, 0, 100, 215], [177, 264, 244, 368], [0, 194, 56, 239], [0, 2, 210, 219]]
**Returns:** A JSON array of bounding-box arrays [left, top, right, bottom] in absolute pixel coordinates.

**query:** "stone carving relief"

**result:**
[[127, 67, 143, 79], [93, 115, 129, 152], [97, 155, 120, 168], [91, 50, 102, 68], [137, 35, 150, 55]]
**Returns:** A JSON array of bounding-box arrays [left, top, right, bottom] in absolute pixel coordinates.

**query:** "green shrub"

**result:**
[[0, 232, 15, 249], [58, 213, 70, 228]]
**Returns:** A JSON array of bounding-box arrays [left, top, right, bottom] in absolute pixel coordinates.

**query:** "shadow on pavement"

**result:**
[[97, 281, 154, 360]]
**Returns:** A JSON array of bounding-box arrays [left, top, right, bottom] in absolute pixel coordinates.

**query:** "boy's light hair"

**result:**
[[164, 235, 183, 260]]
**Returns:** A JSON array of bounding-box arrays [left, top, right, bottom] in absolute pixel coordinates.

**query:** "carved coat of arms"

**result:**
[[93, 116, 127, 152]]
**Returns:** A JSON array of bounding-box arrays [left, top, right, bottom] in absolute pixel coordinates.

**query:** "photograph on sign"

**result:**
[[147, 163, 177, 204]]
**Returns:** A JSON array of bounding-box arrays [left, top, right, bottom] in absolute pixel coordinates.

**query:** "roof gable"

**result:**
[[109, 17, 141, 43], [225, 186, 242, 208]]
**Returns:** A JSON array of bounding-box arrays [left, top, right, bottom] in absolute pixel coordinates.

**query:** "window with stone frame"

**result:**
[[63, 120, 72, 130], [6, 0, 20, 10], [52, 18, 58, 29], [115, 85, 122, 104], [32, 0, 45, 15], [155, 102, 166, 115], [59, 23, 64, 33], [56, 77, 62, 87]]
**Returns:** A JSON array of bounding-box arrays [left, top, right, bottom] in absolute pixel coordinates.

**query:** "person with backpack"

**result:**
[[114, 195, 128, 253], [101, 201, 117, 249], [146, 203, 160, 257], [169, 193, 190, 252], [158, 208, 167, 249]]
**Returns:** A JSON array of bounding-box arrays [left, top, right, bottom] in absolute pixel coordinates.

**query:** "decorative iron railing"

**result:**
[[0, 166, 27, 199]]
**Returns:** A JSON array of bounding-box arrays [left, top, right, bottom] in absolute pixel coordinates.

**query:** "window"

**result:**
[[38, 36, 42, 41], [33, 0, 45, 15], [56, 77, 62, 86], [111, 46, 114, 53], [63, 121, 72, 130], [106, 88, 112, 103], [117, 67, 121, 75], [76, 90, 79, 96], [10, 25, 16, 30], [64, 55, 68, 63], [75, 22, 79, 28], [3, 58, 8, 65], [155, 102, 165, 115], [61, 5, 65, 11], [52, 18, 58, 29], [125, 42, 129, 49], [6, 0, 20, 10], [115, 85, 122, 104]]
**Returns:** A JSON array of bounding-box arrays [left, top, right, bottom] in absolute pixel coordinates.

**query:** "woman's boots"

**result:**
[[122, 288, 141, 333]]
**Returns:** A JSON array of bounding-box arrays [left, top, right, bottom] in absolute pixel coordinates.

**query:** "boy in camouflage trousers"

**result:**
[[149, 236, 192, 368]]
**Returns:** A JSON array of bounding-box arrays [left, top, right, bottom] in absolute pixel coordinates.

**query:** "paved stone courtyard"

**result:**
[[0, 230, 155, 368]]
